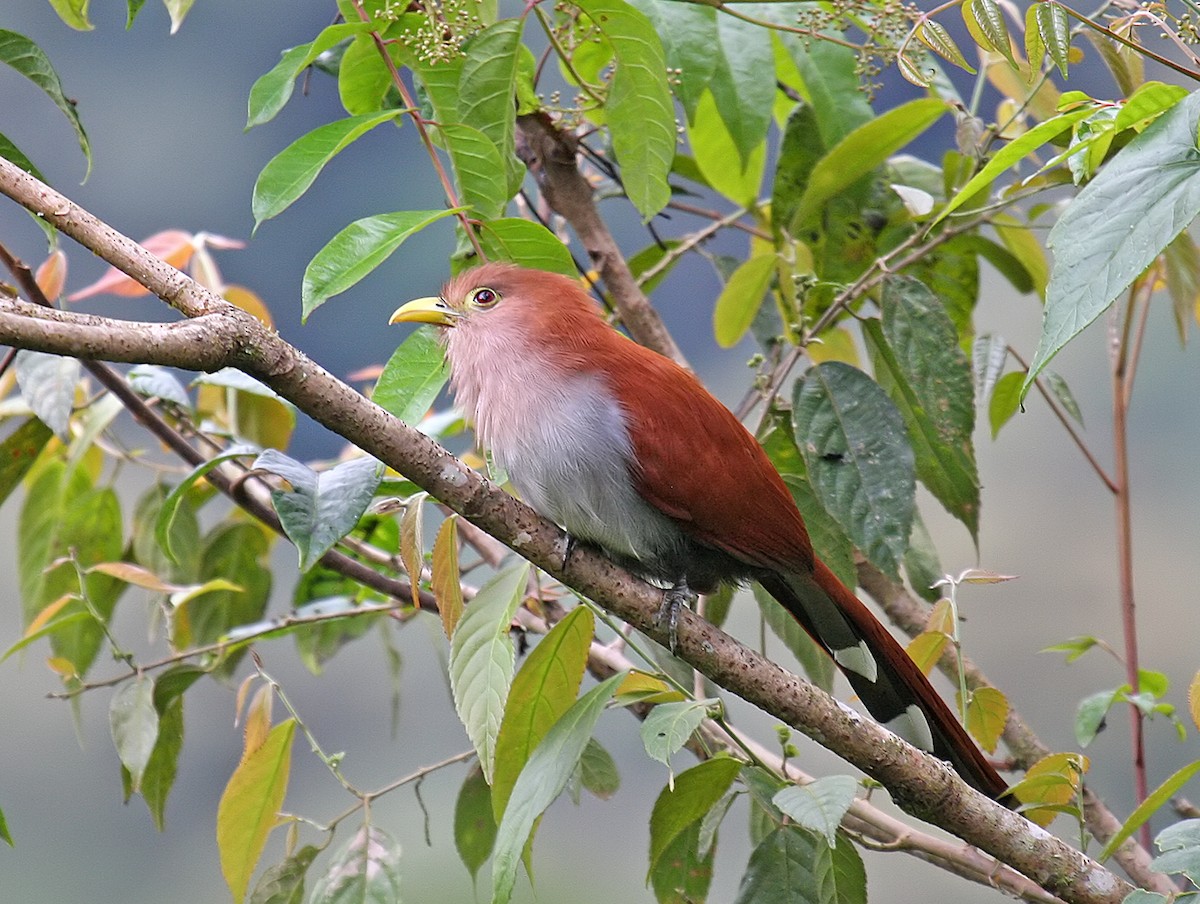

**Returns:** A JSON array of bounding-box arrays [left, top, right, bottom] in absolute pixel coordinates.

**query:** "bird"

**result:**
[[389, 261, 1008, 800]]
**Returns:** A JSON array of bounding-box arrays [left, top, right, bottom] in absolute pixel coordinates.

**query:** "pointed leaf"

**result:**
[[436, 122, 508, 220], [455, 766, 496, 882], [1032, 1, 1071, 78], [714, 254, 775, 348], [302, 209, 459, 318], [917, 20, 975, 73], [249, 844, 319, 904], [640, 698, 716, 769], [625, 0, 715, 119], [476, 218, 577, 274], [647, 757, 742, 875], [110, 676, 160, 792], [247, 23, 371, 128], [217, 719, 296, 904], [773, 775, 859, 846], [459, 19, 523, 194], [791, 98, 948, 229], [0, 417, 53, 507], [0, 29, 91, 169], [492, 674, 622, 904], [431, 516, 464, 638], [449, 562, 530, 781], [1028, 90, 1200, 388], [708, 13, 774, 165], [963, 0, 1014, 65], [256, 450, 383, 572], [962, 685, 1009, 754], [492, 606, 594, 820], [733, 825, 865, 904], [1100, 761, 1200, 862], [14, 350, 80, 439], [793, 362, 915, 578], [309, 825, 402, 904], [252, 111, 402, 226], [573, 0, 674, 219], [988, 371, 1024, 438]]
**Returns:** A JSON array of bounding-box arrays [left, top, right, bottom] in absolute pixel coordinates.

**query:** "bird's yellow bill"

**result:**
[[388, 296, 454, 326]]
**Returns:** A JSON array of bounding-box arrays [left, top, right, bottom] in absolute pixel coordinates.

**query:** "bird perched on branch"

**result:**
[[390, 262, 1007, 799]]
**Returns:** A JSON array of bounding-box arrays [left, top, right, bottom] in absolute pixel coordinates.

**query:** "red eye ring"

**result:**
[[470, 287, 499, 308]]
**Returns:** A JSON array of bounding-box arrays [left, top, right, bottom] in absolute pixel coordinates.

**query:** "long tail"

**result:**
[[758, 560, 1008, 799]]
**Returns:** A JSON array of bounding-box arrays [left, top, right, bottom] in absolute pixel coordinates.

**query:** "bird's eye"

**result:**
[[468, 287, 499, 309]]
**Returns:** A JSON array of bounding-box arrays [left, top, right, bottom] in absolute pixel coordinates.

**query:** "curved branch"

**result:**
[[0, 155, 1134, 904]]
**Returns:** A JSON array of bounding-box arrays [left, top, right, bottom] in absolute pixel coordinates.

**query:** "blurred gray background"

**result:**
[[2, 2, 1199, 902]]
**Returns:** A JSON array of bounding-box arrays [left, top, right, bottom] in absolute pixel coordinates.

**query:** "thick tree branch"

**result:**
[[0, 156, 1136, 904]]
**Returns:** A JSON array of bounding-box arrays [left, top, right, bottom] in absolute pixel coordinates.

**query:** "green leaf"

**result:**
[[708, 12, 774, 166], [373, 326, 450, 425], [773, 775, 859, 846], [1100, 764, 1200, 862], [255, 450, 382, 572], [972, 334, 1008, 407], [492, 674, 623, 904], [793, 362, 915, 578], [778, 33, 872, 148], [302, 209, 459, 319], [733, 825, 865, 904], [492, 606, 594, 820], [454, 766, 496, 882], [14, 350, 80, 439], [573, 0, 674, 219], [250, 845, 320, 904], [988, 371, 1024, 438], [963, 0, 1014, 66], [689, 88, 765, 205], [476, 218, 577, 274], [309, 826, 402, 904], [649, 820, 715, 903], [917, 19, 975, 73], [0, 417, 53, 508], [135, 665, 201, 830], [1045, 372, 1083, 424], [626, 0, 715, 120], [183, 523, 271, 658], [247, 23, 372, 128], [640, 699, 716, 769], [109, 675, 160, 793], [1028, 90, 1200, 391], [0, 130, 48, 185], [164, 0, 197, 33], [155, 445, 257, 564], [1075, 688, 1120, 748], [647, 757, 742, 876], [251, 111, 402, 227], [217, 719, 296, 904], [449, 562, 530, 782], [771, 104, 824, 242], [47, 0, 92, 29], [578, 737, 620, 799], [459, 19, 524, 194], [0, 30, 91, 170], [436, 122, 508, 220], [866, 277, 980, 540], [336, 31, 399, 116], [18, 462, 124, 675], [1149, 818, 1200, 884], [0, 804, 12, 847], [714, 254, 775, 348], [791, 98, 948, 230], [1031, 1, 1071, 78], [936, 106, 1094, 225]]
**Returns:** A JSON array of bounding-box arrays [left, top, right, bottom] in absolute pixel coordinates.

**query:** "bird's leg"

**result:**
[[656, 577, 696, 653], [561, 532, 578, 571]]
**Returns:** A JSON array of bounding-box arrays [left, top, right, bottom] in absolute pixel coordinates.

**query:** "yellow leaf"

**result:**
[[45, 655, 77, 676], [961, 685, 1009, 753], [35, 250, 68, 300], [223, 285, 274, 327], [614, 670, 686, 704], [243, 683, 274, 762], [1189, 669, 1200, 731], [1009, 751, 1088, 826], [905, 631, 949, 676], [217, 719, 295, 904], [806, 327, 860, 366], [88, 561, 180, 593], [925, 597, 956, 635], [26, 593, 78, 636], [432, 515, 464, 639]]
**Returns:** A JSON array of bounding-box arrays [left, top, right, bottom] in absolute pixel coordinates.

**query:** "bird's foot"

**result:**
[[561, 533, 578, 571], [656, 579, 696, 654]]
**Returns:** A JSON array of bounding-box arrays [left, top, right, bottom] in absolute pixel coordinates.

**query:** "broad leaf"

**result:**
[[708, 12, 774, 166], [1028, 89, 1200, 390], [476, 218, 577, 274], [454, 766, 496, 882], [640, 699, 716, 771], [252, 111, 402, 226], [373, 326, 450, 425], [713, 253, 775, 348], [217, 719, 296, 904], [492, 606, 594, 820], [733, 825, 866, 904], [573, 0, 674, 219], [302, 209, 459, 319], [492, 674, 622, 904], [247, 23, 371, 128], [0, 417, 53, 507], [647, 757, 742, 876], [449, 562, 530, 781], [14, 350, 80, 439], [109, 675, 159, 793], [626, 0, 715, 119], [793, 362, 915, 578], [435, 122, 508, 220], [0, 29, 91, 169], [255, 450, 383, 572], [309, 826, 402, 904], [773, 775, 859, 846], [459, 19, 524, 194]]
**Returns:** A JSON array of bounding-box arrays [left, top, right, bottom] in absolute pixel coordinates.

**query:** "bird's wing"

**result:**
[[602, 343, 813, 575]]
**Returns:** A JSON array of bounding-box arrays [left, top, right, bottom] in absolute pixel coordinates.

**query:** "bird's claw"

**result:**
[[561, 533, 578, 571], [656, 580, 696, 654]]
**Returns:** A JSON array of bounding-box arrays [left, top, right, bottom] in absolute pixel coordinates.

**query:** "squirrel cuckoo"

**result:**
[[390, 262, 1007, 799]]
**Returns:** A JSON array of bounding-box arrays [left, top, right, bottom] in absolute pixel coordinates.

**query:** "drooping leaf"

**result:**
[[1030, 1, 1071, 78], [961, 686, 1009, 754], [247, 23, 372, 128], [492, 606, 594, 821], [249, 844, 320, 904], [458, 19, 524, 194], [475, 218, 577, 274], [625, 0, 715, 119], [707, 12, 774, 166], [374, 325, 450, 427], [773, 775, 859, 846], [491, 674, 622, 904], [309, 826, 402, 904], [689, 88, 765, 205], [793, 362, 915, 578], [217, 719, 296, 904], [14, 350, 80, 439], [454, 765, 496, 883], [713, 253, 775, 348], [1027, 90, 1200, 390], [431, 516, 464, 638], [732, 825, 865, 904], [988, 371, 1024, 438], [0, 417, 53, 507], [573, 0, 674, 219], [0, 29, 91, 169], [435, 122, 508, 220], [255, 450, 383, 572], [251, 111, 402, 227], [647, 757, 742, 877], [302, 209, 460, 319], [640, 699, 717, 772], [449, 562, 530, 781], [109, 675, 160, 792]]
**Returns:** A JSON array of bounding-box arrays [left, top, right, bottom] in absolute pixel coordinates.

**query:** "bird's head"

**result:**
[[388, 263, 605, 366]]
